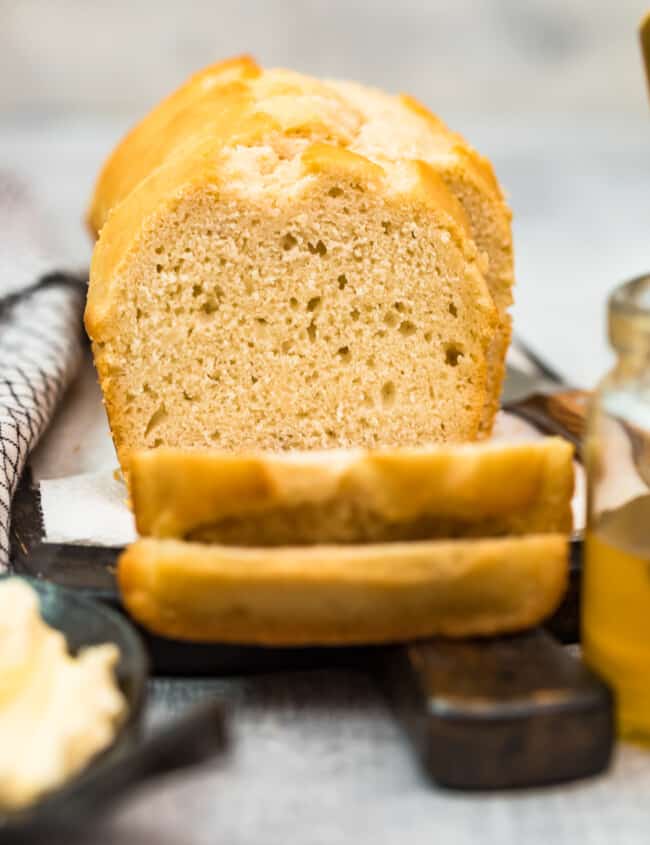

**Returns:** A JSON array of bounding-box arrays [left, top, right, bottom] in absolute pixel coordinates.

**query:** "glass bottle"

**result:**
[[583, 273, 650, 742]]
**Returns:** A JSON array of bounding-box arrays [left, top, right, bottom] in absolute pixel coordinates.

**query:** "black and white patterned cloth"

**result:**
[[0, 175, 86, 569]]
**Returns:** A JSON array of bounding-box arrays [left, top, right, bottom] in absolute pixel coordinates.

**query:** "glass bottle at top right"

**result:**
[[583, 273, 650, 742]]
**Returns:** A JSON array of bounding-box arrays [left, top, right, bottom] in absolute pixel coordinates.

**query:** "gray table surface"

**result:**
[[4, 112, 650, 842], [89, 672, 650, 845]]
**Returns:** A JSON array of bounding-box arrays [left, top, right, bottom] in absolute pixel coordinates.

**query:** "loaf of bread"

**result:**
[[129, 438, 573, 545], [86, 57, 513, 474], [118, 534, 568, 645]]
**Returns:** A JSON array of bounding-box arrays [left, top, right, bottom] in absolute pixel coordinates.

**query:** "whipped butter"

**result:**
[[0, 579, 126, 810]]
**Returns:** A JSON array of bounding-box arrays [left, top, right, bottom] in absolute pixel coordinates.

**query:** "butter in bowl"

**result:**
[[0, 579, 127, 812], [0, 577, 226, 840]]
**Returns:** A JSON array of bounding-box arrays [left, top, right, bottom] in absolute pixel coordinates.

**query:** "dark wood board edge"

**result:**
[[376, 629, 613, 790]]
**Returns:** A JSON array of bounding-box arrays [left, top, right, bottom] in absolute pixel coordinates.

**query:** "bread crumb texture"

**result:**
[[86, 57, 513, 471]]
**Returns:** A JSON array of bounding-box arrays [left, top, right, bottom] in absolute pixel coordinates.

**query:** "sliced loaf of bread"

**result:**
[[86, 58, 511, 474], [87, 58, 513, 440], [129, 438, 574, 545], [118, 534, 568, 645]]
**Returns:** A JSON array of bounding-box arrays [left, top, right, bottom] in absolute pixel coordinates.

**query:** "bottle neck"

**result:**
[[609, 274, 650, 373], [611, 342, 650, 379]]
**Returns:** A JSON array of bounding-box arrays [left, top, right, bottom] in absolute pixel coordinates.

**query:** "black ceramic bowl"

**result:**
[[0, 575, 148, 837]]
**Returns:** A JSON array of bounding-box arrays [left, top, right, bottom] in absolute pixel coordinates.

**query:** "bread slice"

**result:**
[[87, 58, 513, 438], [117, 534, 568, 645], [130, 438, 574, 545], [330, 82, 514, 434], [85, 59, 508, 475]]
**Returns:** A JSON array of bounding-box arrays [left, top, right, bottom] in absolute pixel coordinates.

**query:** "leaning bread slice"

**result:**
[[130, 438, 574, 545], [118, 535, 568, 645], [331, 81, 514, 434]]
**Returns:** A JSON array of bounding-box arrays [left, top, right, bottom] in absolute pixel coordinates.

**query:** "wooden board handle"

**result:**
[[378, 629, 613, 789], [505, 389, 590, 454]]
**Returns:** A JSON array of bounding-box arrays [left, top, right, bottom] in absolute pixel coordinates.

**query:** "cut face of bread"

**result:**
[[88, 139, 496, 470], [86, 59, 510, 470], [118, 534, 569, 645], [129, 438, 574, 545]]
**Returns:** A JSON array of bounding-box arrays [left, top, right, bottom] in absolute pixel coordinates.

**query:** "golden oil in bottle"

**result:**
[[583, 495, 650, 742]]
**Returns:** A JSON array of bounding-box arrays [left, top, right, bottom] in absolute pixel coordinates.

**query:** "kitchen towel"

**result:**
[[0, 174, 86, 569]]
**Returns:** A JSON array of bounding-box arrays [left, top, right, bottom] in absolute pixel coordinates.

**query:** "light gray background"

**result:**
[[2, 0, 648, 115], [2, 0, 650, 386], [3, 1, 650, 842]]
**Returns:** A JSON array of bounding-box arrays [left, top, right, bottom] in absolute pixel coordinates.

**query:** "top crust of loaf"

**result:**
[[87, 56, 508, 239]]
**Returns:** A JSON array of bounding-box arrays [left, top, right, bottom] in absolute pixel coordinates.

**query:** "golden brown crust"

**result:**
[[398, 94, 450, 132], [407, 160, 473, 236], [129, 438, 574, 544], [301, 141, 385, 182], [118, 534, 569, 645]]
